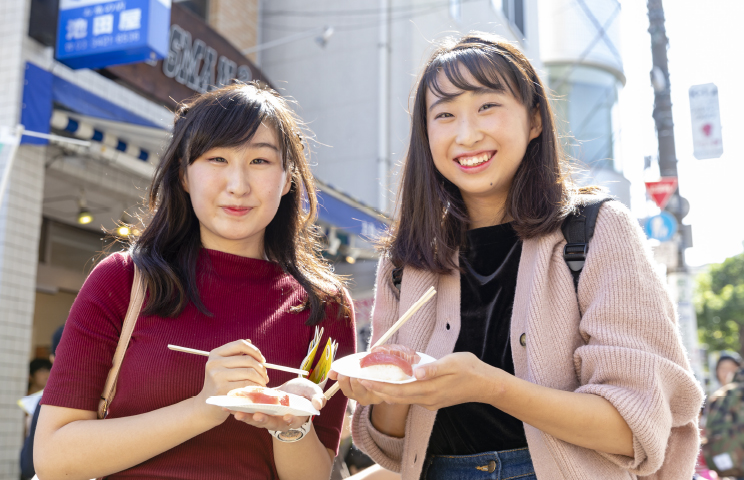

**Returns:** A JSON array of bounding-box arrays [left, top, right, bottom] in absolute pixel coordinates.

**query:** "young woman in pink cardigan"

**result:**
[[329, 34, 704, 480]]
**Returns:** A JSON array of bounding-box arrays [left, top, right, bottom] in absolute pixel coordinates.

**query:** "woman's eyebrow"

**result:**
[[428, 86, 505, 112], [248, 141, 280, 152]]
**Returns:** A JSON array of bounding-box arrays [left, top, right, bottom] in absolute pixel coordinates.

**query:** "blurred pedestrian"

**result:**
[[332, 32, 703, 480], [20, 324, 63, 480], [703, 368, 744, 479], [716, 351, 741, 387], [34, 83, 355, 480], [27, 358, 52, 395]]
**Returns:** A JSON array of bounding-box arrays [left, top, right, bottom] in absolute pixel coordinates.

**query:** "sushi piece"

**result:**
[[359, 351, 414, 381], [227, 386, 290, 406]]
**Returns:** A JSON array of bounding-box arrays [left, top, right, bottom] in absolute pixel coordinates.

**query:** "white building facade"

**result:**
[[537, 0, 631, 206]]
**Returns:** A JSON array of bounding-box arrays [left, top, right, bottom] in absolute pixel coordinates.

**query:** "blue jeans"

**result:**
[[422, 447, 536, 480]]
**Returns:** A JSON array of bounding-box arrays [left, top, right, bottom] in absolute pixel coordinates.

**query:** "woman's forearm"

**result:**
[[486, 369, 634, 457], [35, 399, 220, 480], [370, 403, 410, 438], [273, 425, 333, 480]]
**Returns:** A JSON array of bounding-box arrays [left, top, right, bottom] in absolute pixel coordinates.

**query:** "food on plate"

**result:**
[[370, 344, 421, 365], [359, 344, 421, 381], [227, 386, 290, 406]]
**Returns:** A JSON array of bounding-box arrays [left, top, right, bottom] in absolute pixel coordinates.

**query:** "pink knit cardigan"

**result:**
[[351, 201, 704, 479]]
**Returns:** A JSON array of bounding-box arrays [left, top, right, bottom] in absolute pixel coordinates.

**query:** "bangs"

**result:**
[[423, 46, 526, 105], [182, 86, 281, 165]]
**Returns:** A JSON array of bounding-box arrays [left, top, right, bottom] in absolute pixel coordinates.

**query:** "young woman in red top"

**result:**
[[35, 84, 356, 480]]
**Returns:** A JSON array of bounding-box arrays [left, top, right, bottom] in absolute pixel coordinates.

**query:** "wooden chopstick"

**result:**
[[167, 344, 310, 376], [324, 286, 437, 400]]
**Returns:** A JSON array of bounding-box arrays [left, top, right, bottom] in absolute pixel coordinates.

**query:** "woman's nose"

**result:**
[[226, 166, 251, 196], [455, 116, 482, 146]]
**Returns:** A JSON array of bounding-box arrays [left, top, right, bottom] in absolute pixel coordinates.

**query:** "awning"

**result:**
[[49, 110, 161, 178], [315, 180, 389, 238]]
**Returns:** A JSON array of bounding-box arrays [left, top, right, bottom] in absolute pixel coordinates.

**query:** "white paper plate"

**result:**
[[207, 392, 320, 417], [330, 351, 436, 384]]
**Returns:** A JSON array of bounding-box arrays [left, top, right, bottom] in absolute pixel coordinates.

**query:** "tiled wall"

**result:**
[[0, 145, 45, 480], [0, 0, 38, 477], [209, 0, 260, 63]]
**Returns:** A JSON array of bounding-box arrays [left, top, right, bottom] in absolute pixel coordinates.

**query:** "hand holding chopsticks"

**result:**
[[167, 344, 310, 376], [324, 286, 437, 400]]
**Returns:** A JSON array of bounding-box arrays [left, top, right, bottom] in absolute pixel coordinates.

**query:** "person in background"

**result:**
[[28, 358, 52, 395], [21, 325, 64, 480], [716, 351, 742, 387]]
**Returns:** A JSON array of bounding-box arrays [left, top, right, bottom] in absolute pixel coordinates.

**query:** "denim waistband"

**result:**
[[422, 447, 535, 480]]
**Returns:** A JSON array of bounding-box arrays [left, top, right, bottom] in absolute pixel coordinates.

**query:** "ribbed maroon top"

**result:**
[[42, 250, 356, 479]]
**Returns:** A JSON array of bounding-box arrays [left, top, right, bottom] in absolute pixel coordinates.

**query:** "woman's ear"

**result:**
[[529, 104, 543, 141], [181, 167, 190, 194], [281, 167, 292, 196]]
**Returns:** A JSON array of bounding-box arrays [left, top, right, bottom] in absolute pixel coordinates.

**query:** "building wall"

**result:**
[[0, 144, 45, 480], [208, 0, 260, 63], [259, 0, 541, 213]]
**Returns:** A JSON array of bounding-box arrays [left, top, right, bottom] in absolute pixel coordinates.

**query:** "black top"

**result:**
[[426, 222, 528, 456]]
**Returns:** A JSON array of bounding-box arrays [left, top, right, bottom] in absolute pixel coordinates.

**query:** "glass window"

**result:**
[[501, 0, 525, 37], [548, 65, 619, 170], [450, 0, 462, 20], [174, 0, 209, 20]]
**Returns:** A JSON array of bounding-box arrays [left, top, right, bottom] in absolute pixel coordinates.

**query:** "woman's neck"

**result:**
[[462, 191, 512, 229], [198, 224, 266, 259]]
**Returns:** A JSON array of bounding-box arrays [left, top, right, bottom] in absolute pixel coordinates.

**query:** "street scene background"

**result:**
[[0, 0, 741, 479]]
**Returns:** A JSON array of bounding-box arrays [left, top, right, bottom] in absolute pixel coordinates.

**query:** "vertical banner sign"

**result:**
[[56, 0, 171, 69], [689, 83, 723, 160]]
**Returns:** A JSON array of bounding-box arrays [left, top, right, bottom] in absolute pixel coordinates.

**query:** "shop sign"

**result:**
[[56, 0, 170, 69], [162, 24, 252, 94], [104, 3, 270, 108]]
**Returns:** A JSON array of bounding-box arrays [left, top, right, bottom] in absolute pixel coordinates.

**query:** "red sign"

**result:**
[[645, 177, 678, 209]]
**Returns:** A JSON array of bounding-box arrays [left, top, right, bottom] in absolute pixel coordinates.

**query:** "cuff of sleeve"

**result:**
[[351, 404, 405, 472]]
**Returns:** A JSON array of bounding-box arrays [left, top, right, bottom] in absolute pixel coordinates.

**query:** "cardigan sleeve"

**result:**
[[351, 257, 406, 472], [572, 201, 704, 477]]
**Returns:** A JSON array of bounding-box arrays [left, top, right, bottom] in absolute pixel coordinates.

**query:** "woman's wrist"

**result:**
[[370, 402, 410, 438], [186, 395, 227, 430], [477, 364, 510, 407]]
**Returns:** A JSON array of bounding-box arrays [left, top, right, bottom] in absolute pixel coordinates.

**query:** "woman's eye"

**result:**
[[434, 112, 453, 119], [251, 158, 268, 165], [210, 156, 227, 163], [480, 103, 499, 111]]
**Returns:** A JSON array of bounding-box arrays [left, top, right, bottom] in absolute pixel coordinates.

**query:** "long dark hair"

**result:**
[[132, 83, 348, 325], [383, 33, 593, 273]]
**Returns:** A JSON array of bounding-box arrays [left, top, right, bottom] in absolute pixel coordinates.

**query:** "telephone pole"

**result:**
[[648, 0, 689, 272], [647, 0, 701, 380]]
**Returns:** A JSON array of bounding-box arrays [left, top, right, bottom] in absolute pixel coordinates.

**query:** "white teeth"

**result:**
[[458, 153, 491, 166]]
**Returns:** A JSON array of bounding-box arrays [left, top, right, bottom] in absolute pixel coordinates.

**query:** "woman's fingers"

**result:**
[[214, 354, 269, 383], [212, 339, 266, 363], [230, 411, 310, 431]]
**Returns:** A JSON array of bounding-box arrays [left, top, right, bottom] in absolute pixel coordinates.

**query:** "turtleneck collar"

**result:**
[[199, 248, 284, 282]]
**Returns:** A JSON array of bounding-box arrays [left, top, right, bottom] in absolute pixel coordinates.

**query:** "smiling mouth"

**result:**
[[455, 151, 495, 167]]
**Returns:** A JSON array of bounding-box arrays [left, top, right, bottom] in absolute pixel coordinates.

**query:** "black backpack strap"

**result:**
[[561, 195, 613, 293]]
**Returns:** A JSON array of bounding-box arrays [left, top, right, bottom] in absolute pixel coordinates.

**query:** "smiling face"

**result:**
[[426, 67, 542, 228], [182, 123, 291, 258]]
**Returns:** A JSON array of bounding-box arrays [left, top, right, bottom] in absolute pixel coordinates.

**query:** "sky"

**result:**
[[617, 0, 744, 267]]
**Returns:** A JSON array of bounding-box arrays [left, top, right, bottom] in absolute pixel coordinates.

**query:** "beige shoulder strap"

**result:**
[[97, 264, 146, 419]]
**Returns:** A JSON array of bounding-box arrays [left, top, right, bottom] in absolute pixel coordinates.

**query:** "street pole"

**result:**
[[647, 0, 686, 272], [647, 0, 703, 381]]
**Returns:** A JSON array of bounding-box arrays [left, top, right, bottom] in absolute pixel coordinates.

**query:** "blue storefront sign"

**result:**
[[644, 211, 678, 242], [56, 0, 170, 69]]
